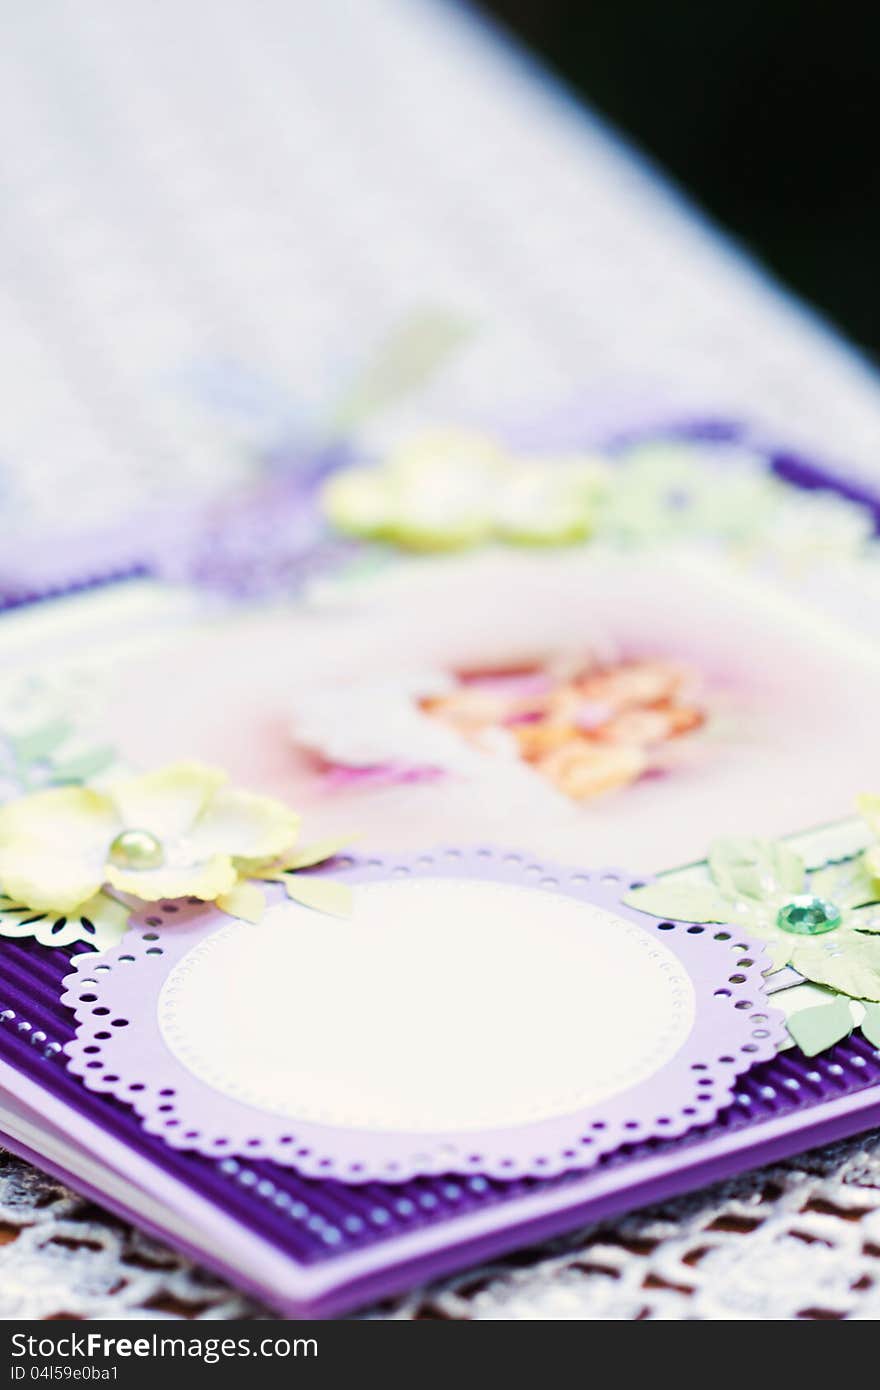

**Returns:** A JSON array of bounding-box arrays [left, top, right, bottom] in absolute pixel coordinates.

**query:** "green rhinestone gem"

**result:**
[[776, 894, 842, 936], [108, 828, 164, 871]]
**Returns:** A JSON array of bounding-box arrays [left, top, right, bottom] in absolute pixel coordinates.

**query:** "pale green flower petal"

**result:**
[[792, 935, 880, 1002], [623, 880, 732, 923], [0, 785, 117, 855], [598, 446, 780, 545], [249, 835, 356, 880], [857, 793, 880, 840], [108, 762, 227, 842], [322, 467, 392, 540], [709, 837, 804, 901], [275, 836, 354, 873], [189, 787, 300, 862], [724, 898, 785, 937], [386, 467, 494, 552], [323, 432, 606, 553], [810, 856, 878, 911], [284, 875, 352, 917], [105, 853, 236, 903], [848, 904, 880, 933], [0, 839, 104, 915], [386, 429, 506, 481], [799, 820, 874, 870], [494, 465, 596, 547], [217, 881, 267, 923], [862, 844, 880, 884], [762, 937, 795, 972]]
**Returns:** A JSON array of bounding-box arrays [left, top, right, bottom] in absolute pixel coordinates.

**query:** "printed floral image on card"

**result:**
[[71, 547, 879, 873]]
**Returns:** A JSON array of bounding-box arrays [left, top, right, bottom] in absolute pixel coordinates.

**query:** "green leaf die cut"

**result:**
[[2, 716, 116, 795], [786, 997, 854, 1057], [49, 746, 116, 784], [9, 719, 74, 766], [861, 1002, 880, 1049]]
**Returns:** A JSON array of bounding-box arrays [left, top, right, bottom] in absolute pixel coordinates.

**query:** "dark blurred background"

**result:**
[[482, 0, 879, 361]]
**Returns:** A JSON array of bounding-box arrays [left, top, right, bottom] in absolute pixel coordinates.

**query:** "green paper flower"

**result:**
[[625, 836, 880, 1003], [599, 443, 781, 545], [600, 442, 874, 563]]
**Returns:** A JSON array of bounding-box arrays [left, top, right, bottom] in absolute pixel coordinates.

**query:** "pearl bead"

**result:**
[[108, 828, 164, 870]]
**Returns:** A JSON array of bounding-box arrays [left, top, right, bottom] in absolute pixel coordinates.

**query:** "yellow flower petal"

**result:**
[[189, 787, 300, 861], [108, 762, 227, 842], [386, 429, 506, 481], [863, 845, 880, 882], [217, 881, 267, 923], [0, 839, 104, 915], [284, 874, 352, 917], [274, 836, 354, 873], [322, 467, 391, 539], [105, 853, 236, 903], [0, 785, 117, 854], [857, 793, 880, 839]]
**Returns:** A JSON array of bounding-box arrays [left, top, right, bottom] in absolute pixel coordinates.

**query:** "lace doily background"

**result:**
[[1, 1134, 879, 1319]]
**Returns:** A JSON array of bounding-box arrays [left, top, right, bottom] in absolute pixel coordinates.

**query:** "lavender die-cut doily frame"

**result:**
[[61, 849, 786, 1184]]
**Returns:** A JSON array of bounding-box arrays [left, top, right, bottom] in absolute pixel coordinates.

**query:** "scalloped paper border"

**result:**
[[61, 848, 786, 1184]]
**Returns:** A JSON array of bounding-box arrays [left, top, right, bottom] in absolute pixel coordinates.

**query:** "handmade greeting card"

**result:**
[[0, 428, 879, 1315]]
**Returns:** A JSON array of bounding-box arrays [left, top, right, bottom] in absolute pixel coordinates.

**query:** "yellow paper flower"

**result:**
[[858, 794, 880, 878], [247, 835, 355, 916], [322, 429, 608, 552], [0, 762, 301, 915]]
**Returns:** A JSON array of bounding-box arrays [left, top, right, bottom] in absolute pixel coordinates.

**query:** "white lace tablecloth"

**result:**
[[2, 0, 880, 1319], [2, 1135, 879, 1320]]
